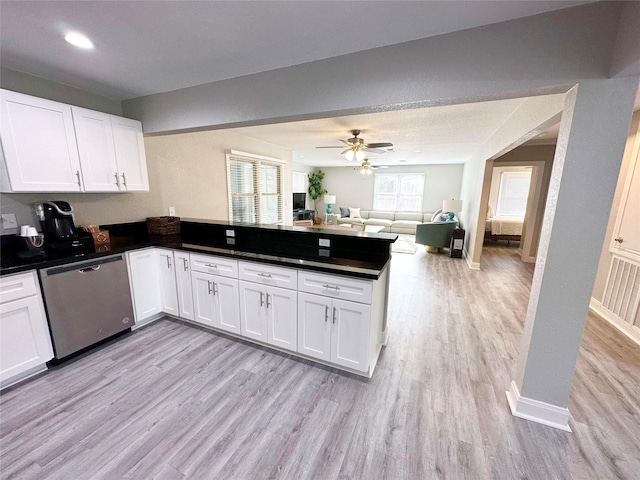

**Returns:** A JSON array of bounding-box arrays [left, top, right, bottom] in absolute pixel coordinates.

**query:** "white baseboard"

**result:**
[[506, 381, 572, 432], [589, 298, 640, 346], [463, 248, 481, 270]]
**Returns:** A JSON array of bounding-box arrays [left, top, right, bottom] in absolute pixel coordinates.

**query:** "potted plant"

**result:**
[[308, 170, 327, 222]]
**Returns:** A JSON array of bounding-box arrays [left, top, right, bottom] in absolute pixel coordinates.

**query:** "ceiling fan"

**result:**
[[355, 159, 388, 175], [317, 130, 393, 161]]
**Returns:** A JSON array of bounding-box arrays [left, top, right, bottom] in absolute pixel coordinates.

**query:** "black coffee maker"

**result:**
[[35, 201, 92, 253]]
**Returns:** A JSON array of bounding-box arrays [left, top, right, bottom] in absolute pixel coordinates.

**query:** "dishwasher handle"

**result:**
[[79, 265, 101, 273]]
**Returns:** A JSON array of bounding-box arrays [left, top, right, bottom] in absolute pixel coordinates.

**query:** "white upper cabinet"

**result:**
[[72, 107, 120, 192], [0, 89, 83, 192], [111, 115, 149, 191], [0, 89, 149, 193]]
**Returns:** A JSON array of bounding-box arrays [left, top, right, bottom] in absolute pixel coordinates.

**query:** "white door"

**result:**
[[213, 276, 241, 334], [297, 292, 331, 362], [331, 299, 371, 372], [191, 271, 216, 327], [71, 106, 120, 192], [174, 251, 194, 321], [127, 249, 162, 323], [239, 280, 267, 341], [0, 89, 82, 192], [0, 295, 54, 385], [111, 116, 149, 191], [266, 285, 297, 352], [157, 249, 179, 316]]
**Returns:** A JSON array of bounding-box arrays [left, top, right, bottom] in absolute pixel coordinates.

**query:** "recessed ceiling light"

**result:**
[[414, 150, 422, 153], [64, 32, 94, 49]]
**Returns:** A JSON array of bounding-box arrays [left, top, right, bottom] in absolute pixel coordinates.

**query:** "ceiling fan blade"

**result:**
[[365, 142, 393, 148], [316, 146, 344, 149], [364, 147, 388, 154], [341, 148, 352, 155]]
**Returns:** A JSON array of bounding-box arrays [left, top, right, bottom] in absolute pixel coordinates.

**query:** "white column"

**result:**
[[507, 77, 639, 431]]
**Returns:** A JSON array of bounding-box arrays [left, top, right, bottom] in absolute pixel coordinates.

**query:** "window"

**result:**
[[373, 173, 424, 212], [496, 171, 531, 217], [227, 150, 284, 224]]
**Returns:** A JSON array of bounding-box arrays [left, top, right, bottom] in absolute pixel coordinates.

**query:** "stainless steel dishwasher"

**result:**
[[40, 254, 134, 359]]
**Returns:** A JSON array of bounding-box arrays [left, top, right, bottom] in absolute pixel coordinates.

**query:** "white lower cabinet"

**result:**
[[297, 293, 372, 373], [174, 251, 194, 321], [157, 249, 179, 316], [126, 248, 162, 323], [0, 271, 54, 388], [192, 271, 241, 334], [239, 280, 297, 352]]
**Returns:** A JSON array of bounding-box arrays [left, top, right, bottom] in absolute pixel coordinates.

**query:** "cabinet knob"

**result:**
[[614, 237, 624, 244]]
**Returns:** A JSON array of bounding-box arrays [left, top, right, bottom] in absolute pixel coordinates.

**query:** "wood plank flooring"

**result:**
[[1, 244, 639, 479]]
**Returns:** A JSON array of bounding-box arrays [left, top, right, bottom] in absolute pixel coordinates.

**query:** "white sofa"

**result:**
[[337, 210, 436, 234]]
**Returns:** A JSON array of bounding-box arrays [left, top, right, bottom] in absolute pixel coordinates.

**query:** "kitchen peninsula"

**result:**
[[0, 219, 397, 386]]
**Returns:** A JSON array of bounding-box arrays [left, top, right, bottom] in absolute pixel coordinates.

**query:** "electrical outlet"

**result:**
[[319, 238, 330, 248], [0, 213, 18, 232], [168, 206, 176, 216]]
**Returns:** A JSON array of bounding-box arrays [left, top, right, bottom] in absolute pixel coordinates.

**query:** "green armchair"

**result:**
[[415, 221, 458, 253]]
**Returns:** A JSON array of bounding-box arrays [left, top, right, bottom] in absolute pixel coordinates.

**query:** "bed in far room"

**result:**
[[485, 214, 524, 245]]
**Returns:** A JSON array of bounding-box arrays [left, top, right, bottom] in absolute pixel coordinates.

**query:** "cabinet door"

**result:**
[[331, 299, 371, 372], [0, 89, 82, 192], [174, 251, 194, 321], [191, 271, 216, 327], [0, 295, 54, 386], [266, 285, 297, 352], [111, 116, 149, 191], [71, 107, 120, 192], [126, 249, 162, 323], [297, 292, 331, 362], [239, 280, 267, 341], [213, 276, 241, 334], [157, 249, 179, 316]]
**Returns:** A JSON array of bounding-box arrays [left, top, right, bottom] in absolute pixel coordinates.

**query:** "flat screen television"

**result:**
[[292, 193, 306, 211]]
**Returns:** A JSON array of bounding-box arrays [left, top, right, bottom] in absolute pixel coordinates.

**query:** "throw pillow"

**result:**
[[349, 207, 361, 218], [430, 209, 442, 222], [339, 206, 350, 218]]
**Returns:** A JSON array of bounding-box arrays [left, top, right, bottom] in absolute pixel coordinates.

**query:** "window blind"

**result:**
[[227, 151, 283, 224], [496, 171, 531, 217]]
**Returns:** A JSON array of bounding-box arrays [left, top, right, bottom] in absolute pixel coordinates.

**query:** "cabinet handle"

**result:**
[[166, 256, 172, 268], [213, 282, 218, 296], [75, 170, 82, 187], [266, 293, 271, 308], [325, 305, 329, 323], [114, 172, 119, 185], [614, 237, 624, 244], [205, 263, 218, 269], [323, 284, 340, 291], [207, 280, 212, 295], [183, 258, 188, 271], [260, 291, 264, 306], [332, 306, 337, 324], [121, 172, 127, 187], [258, 273, 272, 278]]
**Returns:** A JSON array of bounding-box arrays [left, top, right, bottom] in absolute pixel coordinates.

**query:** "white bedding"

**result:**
[[488, 216, 524, 236]]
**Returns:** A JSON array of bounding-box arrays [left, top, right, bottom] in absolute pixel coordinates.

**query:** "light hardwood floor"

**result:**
[[1, 245, 639, 479]]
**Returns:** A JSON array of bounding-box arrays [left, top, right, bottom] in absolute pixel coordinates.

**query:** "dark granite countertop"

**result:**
[[1, 219, 396, 280]]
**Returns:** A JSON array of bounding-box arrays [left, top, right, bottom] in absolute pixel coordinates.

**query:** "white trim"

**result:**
[[464, 247, 480, 270], [506, 381, 572, 432], [227, 149, 286, 164], [589, 297, 640, 346]]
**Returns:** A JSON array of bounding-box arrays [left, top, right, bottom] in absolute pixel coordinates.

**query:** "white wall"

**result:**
[[320, 164, 463, 214]]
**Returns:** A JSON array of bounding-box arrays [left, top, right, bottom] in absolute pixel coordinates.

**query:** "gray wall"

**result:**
[[320, 164, 463, 214]]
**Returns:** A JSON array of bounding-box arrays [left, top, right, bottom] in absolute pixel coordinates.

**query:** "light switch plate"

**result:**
[[226, 229, 235, 237], [319, 238, 330, 247], [0, 213, 18, 232], [168, 206, 176, 216]]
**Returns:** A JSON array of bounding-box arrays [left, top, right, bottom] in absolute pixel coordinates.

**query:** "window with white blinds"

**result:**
[[373, 173, 424, 212], [227, 150, 284, 224], [496, 171, 531, 217]]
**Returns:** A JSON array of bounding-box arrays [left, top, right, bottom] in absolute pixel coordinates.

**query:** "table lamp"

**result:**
[[442, 199, 462, 221], [324, 195, 336, 214]]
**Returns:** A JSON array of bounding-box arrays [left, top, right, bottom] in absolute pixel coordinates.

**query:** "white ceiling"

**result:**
[[0, 1, 614, 167], [0, 0, 593, 101]]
